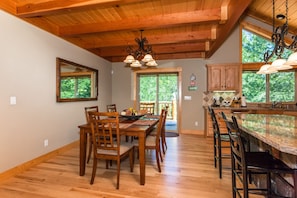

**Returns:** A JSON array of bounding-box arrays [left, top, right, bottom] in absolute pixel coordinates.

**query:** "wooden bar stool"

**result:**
[[208, 107, 231, 178], [229, 115, 297, 198]]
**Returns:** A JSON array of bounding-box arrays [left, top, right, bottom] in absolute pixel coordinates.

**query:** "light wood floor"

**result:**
[[0, 134, 262, 198]]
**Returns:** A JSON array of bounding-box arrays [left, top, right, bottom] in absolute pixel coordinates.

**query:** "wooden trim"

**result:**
[[242, 62, 297, 71], [180, 129, 204, 136], [0, 141, 79, 183]]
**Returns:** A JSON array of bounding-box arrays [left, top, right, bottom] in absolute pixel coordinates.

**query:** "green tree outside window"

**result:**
[[242, 29, 295, 103]]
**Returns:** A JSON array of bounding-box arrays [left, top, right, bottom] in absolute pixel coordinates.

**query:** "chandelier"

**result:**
[[123, 30, 157, 68], [258, 0, 297, 74]]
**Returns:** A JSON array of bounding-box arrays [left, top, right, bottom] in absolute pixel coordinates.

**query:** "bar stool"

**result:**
[[208, 107, 231, 178], [229, 115, 297, 198]]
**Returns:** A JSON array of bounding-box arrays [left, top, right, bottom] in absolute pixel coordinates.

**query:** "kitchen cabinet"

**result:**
[[206, 63, 240, 91]]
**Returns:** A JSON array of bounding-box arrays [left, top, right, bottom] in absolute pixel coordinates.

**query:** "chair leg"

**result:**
[[293, 171, 297, 198], [87, 135, 92, 163], [218, 142, 222, 178], [231, 158, 236, 198], [159, 146, 163, 162], [116, 159, 120, 189], [266, 172, 271, 196], [129, 148, 134, 172], [161, 132, 167, 155], [161, 139, 166, 155], [90, 158, 97, 184], [156, 149, 161, 173], [243, 168, 249, 198], [158, 140, 163, 162], [214, 136, 217, 168]]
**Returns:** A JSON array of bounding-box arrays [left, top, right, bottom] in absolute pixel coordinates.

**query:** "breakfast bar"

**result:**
[[228, 113, 297, 197], [235, 113, 297, 157]]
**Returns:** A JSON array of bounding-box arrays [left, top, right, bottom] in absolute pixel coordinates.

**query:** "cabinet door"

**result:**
[[207, 66, 223, 91], [224, 65, 239, 90]]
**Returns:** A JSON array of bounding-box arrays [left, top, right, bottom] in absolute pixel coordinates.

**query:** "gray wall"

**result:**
[[0, 10, 112, 173]]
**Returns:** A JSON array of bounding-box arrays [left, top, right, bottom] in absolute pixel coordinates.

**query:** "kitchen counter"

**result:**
[[225, 113, 297, 197], [205, 106, 297, 112], [229, 113, 297, 156], [204, 105, 297, 138]]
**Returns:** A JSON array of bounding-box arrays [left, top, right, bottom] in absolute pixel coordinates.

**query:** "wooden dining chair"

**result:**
[[84, 106, 99, 163], [229, 115, 297, 198], [139, 102, 155, 115], [208, 107, 231, 179], [88, 111, 134, 189], [134, 109, 167, 172], [107, 104, 117, 112], [149, 106, 169, 155]]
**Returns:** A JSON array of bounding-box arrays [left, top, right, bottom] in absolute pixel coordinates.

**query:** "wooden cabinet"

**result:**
[[207, 63, 240, 91]]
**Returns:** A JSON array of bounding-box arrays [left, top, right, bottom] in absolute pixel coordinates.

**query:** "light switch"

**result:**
[[10, 96, 16, 105], [184, 96, 192, 100]]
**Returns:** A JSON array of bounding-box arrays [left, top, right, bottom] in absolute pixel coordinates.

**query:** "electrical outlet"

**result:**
[[44, 139, 48, 147], [195, 121, 198, 126]]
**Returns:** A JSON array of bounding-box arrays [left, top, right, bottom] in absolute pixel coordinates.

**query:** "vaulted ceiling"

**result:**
[[1, 0, 297, 63]]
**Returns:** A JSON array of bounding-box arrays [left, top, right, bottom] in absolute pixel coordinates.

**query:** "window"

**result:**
[[242, 71, 295, 103], [242, 28, 295, 103]]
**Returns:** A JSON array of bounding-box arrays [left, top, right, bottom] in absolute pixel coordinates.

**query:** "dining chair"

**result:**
[[229, 115, 297, 198], [88, 111, 134, 189], [149, 106, 169, 155], [84, 106, 99, 163], [208, 107, 231, 179], [134, 109, 167, 172], [107, 104, 117, 112], [139, 102, 155, 115]]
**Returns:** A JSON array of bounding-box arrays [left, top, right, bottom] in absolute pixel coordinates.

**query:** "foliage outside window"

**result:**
[[139, 74, 177, 102], [61, 75, 91, 98], [242, 29, 295, 103]]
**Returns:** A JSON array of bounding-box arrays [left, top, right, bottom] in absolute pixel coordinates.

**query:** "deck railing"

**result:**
[[140, 101, 176, 120]]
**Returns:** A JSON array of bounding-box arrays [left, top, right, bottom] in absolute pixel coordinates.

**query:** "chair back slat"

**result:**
[[229, 116, 247, 170], [84, 106, 99, 123], [106, 104, 117, 112], [88, 112, 120, 154], [208, 107, 221, 136]]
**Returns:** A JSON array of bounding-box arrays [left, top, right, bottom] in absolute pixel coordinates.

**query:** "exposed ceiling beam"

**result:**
[[108, 51, 205, 62], [76, 30, 213, 49], [59, 9, 221, 36], [206, 0, 253, 58], [0, 0, 16, 14], [16, 0, 145, 17], [96, 42, 207, 57]]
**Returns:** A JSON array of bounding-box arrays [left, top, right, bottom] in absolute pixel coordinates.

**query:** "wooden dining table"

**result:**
[[78, 116, 159, 185]]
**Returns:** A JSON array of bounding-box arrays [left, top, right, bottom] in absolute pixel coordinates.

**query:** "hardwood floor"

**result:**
[[0, 135, 262, 198]]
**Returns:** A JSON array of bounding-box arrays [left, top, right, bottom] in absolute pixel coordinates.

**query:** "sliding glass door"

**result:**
[[138, 73, 178, 132]]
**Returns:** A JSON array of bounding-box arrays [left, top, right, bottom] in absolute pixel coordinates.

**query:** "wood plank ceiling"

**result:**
[[1, 0, 297, 63]]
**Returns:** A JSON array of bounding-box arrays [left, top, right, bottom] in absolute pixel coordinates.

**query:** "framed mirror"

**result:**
[[56, 58, 98, 102]]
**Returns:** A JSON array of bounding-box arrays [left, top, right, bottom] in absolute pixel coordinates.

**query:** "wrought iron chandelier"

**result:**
[[258, 0, 297, 74], [123, 30, 157, 68]]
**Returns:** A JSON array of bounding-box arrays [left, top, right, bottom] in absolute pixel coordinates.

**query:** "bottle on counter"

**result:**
[[241, 94, 247, 107]]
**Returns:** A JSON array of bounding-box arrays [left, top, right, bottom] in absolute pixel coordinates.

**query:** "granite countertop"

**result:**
[[205, 106, 297, 112], [230, 114, 297, 156]]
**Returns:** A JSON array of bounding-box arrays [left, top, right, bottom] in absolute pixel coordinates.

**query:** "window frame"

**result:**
[[240, 24, 297, 104]]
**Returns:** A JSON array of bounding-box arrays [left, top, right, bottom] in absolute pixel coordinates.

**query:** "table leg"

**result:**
[[79, 128, 87, 176], [138, 133, 146, 185]]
